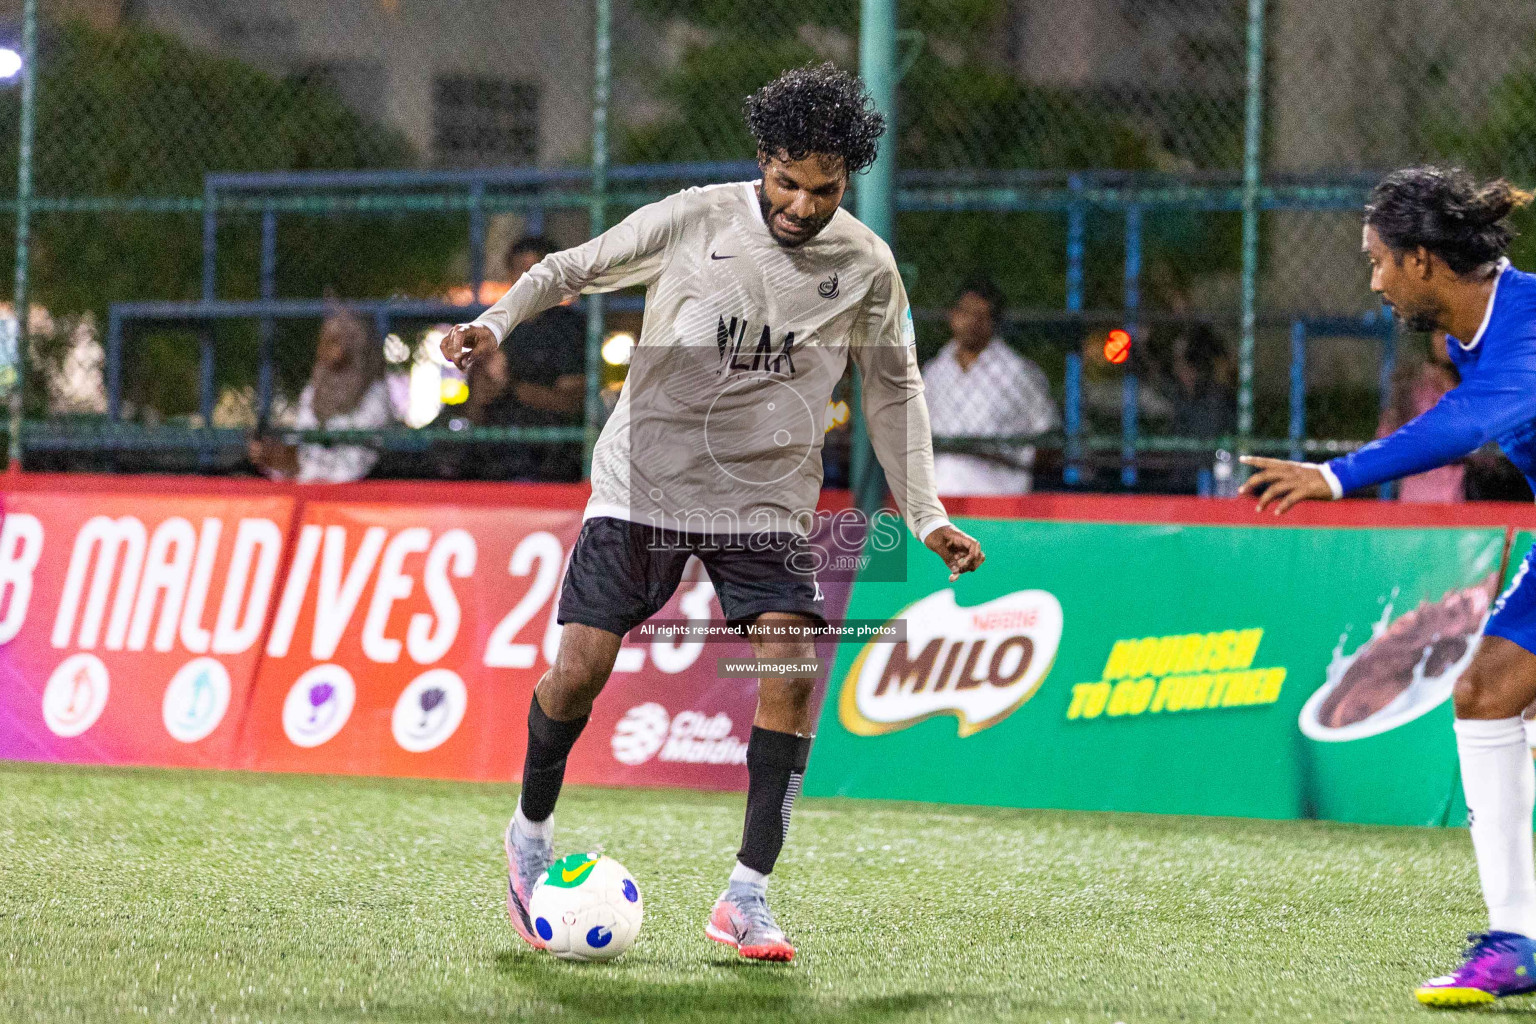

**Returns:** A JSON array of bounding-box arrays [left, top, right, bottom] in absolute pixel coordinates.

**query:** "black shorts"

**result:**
[[557, 516, 825, 638]]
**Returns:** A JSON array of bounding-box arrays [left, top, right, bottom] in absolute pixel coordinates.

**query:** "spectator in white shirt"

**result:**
[[249, 309, 394, 482], [922, 278, 1059, 495]]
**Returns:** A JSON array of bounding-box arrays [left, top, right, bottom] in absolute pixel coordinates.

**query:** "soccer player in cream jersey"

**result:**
[[1242, 166, 1536, 1006], [442, 63, 984, 961]]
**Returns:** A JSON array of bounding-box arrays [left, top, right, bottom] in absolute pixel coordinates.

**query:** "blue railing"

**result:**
[[90, 162, 1393, 487]]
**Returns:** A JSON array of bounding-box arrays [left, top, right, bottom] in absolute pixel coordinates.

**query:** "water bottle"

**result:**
[[1213, 449, 1239, 498]]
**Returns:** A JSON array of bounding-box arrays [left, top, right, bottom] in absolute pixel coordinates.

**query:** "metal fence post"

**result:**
[[854, 0, 896, 518], [1378, 318, 1397, 501], [1288, 319, 1306, 461], [258, 207, 277, 422], [7, 0, 37, 469], [198, 177, 218, 468], [468, 180, 486, 298], [1063, 173, 1085, 486], [1121, 204, 1142, 489], [107, 307, 122, 421], [1237, 0, 1267, 457], [583, 0, 610, 477]]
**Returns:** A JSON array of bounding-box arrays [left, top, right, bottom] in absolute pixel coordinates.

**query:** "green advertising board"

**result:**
[[807, 518, 1507, 826]]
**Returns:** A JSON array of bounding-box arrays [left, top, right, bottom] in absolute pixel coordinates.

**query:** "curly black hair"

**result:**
[[1365, 166, 1533, 275], [744, 62, 886, 176], [955, 275, 1006, 317]]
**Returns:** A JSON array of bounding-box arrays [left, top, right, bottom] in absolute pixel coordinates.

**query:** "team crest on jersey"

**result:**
[[818, 273, 840, 299]]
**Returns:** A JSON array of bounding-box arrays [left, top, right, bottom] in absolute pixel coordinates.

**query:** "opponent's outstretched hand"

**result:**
[[1238, 456, 1334, 515], [441, 323, 498, 372], [925, 524, 985, 582]]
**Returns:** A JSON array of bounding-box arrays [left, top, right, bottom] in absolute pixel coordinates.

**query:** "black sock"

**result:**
[[737, 726, 813, 876], [519, 692, 588, 823]]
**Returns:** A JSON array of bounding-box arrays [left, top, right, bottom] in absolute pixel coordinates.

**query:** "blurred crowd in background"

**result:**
[[79, 227, 1509, 504]]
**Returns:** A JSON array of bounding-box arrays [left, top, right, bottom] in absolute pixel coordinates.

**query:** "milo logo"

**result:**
[[838, 588, 1063, 737]]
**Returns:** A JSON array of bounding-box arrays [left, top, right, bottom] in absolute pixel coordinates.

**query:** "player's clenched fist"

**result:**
[[441, 323, 498, 372], [925, 524, 985, 582]]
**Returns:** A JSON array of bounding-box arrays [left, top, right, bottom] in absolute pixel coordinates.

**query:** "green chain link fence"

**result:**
[[3, 0, 1536, 492]]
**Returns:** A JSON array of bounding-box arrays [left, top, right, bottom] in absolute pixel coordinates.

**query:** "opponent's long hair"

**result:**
[[744, 62, 885, 176], [1365, 166, 1534, 275]]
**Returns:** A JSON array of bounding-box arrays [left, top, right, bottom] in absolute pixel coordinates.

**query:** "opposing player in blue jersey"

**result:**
[[1242, 166, 1536, 1007]]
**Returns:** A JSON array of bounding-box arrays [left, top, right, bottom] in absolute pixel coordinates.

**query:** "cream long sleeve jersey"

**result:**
[[471, 181, 951, 541]]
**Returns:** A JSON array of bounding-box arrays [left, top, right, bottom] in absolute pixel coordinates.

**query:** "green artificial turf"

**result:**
[[0, 760, 1515, 1023]]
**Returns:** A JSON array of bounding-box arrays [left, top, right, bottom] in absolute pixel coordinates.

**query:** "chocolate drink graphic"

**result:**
[[1317, 576, 1493, 730], [1299, 572, 1499, 825]]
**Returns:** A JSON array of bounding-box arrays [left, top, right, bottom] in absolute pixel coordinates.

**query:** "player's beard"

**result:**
[[1384, 298, 1442, 334], [758, 189, 834, 248]]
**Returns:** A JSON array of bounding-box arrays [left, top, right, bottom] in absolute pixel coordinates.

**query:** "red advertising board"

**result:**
[[238, 501, 583, 781], [235, 500, 855, 790], [0, 489, 296, 769], [12, 472, 1532, 794], [0, 473, 860, 790]]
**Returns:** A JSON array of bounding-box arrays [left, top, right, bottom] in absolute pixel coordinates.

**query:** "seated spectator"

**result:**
[[1170, 324, 1237, 439], [249, 309, 392, 482], [433, 344, 541, 480], [922, 278, 1058, 495], [449, 234, 587, 481], [1380, 333, 1464, 502], [501, 235, 587, 423]]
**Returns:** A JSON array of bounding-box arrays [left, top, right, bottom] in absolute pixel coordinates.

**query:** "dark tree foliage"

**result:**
[[621, 0, 1237, 366], [1453, 55, 1536, 273], [0, 20, 460, 418]]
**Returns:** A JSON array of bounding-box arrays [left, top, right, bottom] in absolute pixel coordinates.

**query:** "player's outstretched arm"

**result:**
[[925, 524, 985, 582], [446, 192, 689, 371], [1238, 457, 1335, 515]]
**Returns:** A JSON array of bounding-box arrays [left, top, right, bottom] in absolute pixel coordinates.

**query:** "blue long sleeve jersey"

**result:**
[[1324, 259, 1536, 496]]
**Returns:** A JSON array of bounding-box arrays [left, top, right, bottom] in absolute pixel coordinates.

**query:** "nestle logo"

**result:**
[[970, 609, 1039, 632]]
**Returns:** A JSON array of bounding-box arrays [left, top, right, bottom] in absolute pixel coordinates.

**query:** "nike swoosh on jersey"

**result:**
[[711, 251, 735, 260]]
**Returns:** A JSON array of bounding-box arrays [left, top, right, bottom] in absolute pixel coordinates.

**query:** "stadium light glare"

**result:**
[[602, 332, 635, 366], [407, 360, 442, 427], [1104, 328, 1132, 365], [0, 49, 21, 81], [382, 333, 410, 364], [420, 328, 453, 368]]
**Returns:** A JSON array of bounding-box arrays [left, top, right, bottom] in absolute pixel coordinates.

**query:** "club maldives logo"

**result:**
[[610, 703, 748, 766], [42, 653, 110, 738], [281, 664, 356, 748], [162, 658, 232, 744], [391, 669, 467, 753], [839, 588, 1063, 737]]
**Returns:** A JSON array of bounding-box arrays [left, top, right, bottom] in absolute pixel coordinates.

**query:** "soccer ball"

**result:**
[[529, 852, 644, 962]]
